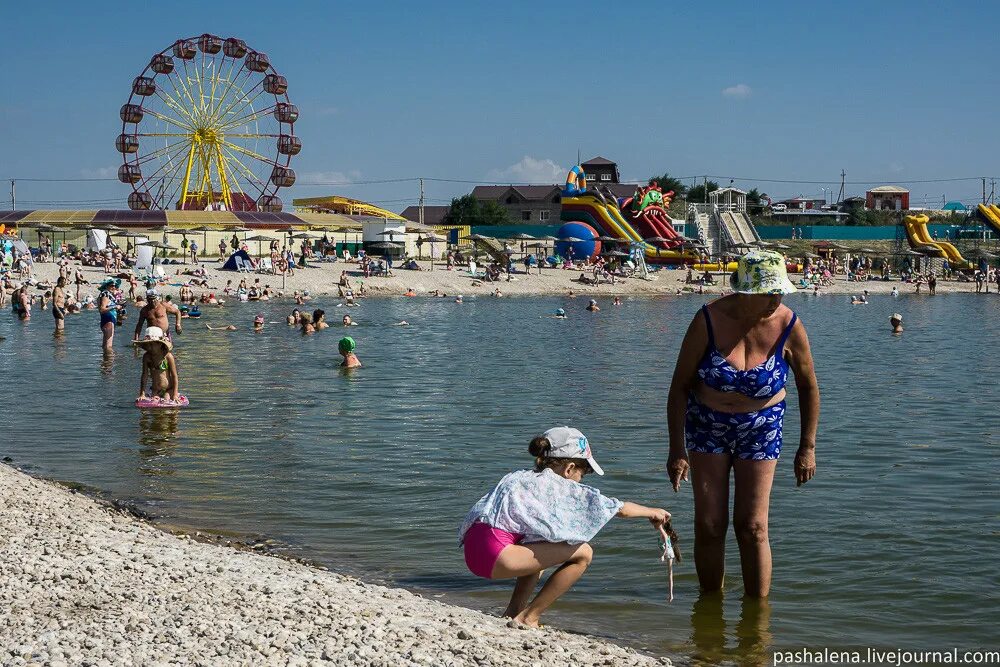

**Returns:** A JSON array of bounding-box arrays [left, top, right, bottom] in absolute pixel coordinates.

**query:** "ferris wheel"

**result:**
[[117, 34, 300, 212]]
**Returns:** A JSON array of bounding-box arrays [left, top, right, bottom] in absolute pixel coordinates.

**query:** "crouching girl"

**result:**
[[459, 426, 670, 627]]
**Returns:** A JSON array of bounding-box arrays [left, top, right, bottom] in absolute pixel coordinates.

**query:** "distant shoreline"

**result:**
[[21, 259, 993, 303]]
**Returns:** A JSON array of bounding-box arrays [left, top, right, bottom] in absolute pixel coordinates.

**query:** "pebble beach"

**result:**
[[0, 462, 670, 667]]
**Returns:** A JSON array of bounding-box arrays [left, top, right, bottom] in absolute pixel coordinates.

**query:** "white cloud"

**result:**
[[721, 84, 752, 99], [487, 156, 565, 184], [80, 166, 118, 178], [297, 169, 362, 185]]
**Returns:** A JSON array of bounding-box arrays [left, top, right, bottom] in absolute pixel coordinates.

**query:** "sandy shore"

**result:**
[[20, 256, 986, 302], [0, 463, 669, 667]]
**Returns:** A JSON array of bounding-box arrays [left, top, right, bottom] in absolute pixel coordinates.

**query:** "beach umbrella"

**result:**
[[292, 232, 317, 239], [245, 234, 274, 257], [464, 233, 488, 242], [139, 240, 175, 249], [508, 232, 535, 240]]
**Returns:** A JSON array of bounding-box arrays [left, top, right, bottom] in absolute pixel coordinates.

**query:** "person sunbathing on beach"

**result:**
[[459, 427, 670, 628], [135, 327, 179, 402]]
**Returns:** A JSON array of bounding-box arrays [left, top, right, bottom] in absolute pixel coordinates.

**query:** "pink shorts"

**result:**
[[463, 522, 524, 579]]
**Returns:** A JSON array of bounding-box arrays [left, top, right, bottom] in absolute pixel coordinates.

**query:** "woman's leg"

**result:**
[[502, 572, 540, 618], [492, 541, 593, 627], [732, 459, 778, 597], [101, 322, 114, 351], [689, 452, 733, 592]]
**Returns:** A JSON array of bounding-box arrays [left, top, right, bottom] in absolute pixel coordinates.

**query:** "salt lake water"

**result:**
[[1, 293, 997, 663]]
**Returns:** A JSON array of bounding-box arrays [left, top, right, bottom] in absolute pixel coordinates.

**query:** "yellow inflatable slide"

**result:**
[[903, 214, 969, 267]]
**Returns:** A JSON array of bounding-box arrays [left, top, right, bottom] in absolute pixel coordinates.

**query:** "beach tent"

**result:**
[[87, 229, 108, 251], [221, 249, 253, 271], [134, 237, 153, 272], [942, 201, 968, 212]]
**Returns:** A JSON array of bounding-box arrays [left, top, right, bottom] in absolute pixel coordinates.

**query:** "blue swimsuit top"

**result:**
[[696, 305, 797, 399]]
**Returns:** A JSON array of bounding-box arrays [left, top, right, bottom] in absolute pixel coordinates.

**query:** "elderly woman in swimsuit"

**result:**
[[667, 251, 819, 598]]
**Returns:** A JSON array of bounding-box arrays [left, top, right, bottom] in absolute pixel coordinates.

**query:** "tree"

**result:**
[[687, 180, 719, 204], [440, 195, 512, 227], [647, 173, 687, 197], [746, 188, 767, 206]]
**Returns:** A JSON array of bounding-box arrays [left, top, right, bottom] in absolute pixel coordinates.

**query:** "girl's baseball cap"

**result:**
[[542, 426, 605, 475]]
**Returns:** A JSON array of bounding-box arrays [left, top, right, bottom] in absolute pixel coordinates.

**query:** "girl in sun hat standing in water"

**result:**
[[667, 250, 820, 597], [460, 426, 671, 627]]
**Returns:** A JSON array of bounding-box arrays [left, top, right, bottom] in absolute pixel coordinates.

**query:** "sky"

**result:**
[[3, 0, 999, 212]]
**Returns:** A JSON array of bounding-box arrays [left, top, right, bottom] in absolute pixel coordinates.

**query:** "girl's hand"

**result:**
[[794, 445, 816, 486], [667, 450, 690, 492], [648, 508, 671, 527]]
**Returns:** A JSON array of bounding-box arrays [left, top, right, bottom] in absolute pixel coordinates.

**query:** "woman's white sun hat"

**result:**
[[730, 249, 797, 295]]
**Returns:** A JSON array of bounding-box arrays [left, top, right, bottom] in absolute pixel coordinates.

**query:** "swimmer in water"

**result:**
[[891, 287, 899, 297], [300, 312, 315, 334], [339, 336, 361, 368], [613, 297, 622, 306], [342, 315, 356, 326], [393, 321, 409, 326], [455, 295, 464, 304], [287, 309, 301, 326], [889, 313, 903, 334], [553, 308, 567, 319], [205, 324, 237, 331], [586, 299, 600, 312], [404, 288, 416, 297], [313, 309, 329, 330], [253, 314, 264, 332]]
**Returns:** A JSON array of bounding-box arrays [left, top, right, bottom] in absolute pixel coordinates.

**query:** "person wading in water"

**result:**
[[134, 290, 182, 340]]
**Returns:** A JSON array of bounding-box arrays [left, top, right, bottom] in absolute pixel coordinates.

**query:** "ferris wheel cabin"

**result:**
[[198, 34, 222, 54], [120, 104, 144, 124], [246, 51, 270, 72], [150, 54, 174, 75], [118, 164, 142, 184], [264, 74, 288, 95], [274, 103, 298, 124], [270, 167, 296, 188], [257, 195, 283, 212], [132, 77, 156, 96], [128, 191, 153, 210], [172, 40, 196, 60], [223, 38, 247, 59], [277, 135, 301, 156], [115, 134, 139, 154]]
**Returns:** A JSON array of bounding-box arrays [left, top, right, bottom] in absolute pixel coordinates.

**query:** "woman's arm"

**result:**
[[617, 501, 671, 526], [785, 320, 820, 486], [666, 311, 708, 491]]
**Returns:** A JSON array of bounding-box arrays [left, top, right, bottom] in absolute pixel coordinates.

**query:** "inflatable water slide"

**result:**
[[558, 166, 699, 264], [977, 203, 1000, 236], [903, 214, 969, 267]]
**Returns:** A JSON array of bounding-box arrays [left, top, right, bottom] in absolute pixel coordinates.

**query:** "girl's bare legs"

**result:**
[[502, 572, 540, 618], [492, 541, 594, 628], [689, 452, 732, 592], [732, 458, 777, 597]]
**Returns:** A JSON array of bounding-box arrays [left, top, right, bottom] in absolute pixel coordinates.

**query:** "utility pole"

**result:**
[[990, 179, 996, 205], [10, 179, 14, 211], [418, 178, 424, 227], [837, 169, 845, 204], [703, 176, 708, 204], [983, 177, 987, 205]]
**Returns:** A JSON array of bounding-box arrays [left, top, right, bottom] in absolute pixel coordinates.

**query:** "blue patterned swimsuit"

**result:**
[[686, 305, 797, 460]]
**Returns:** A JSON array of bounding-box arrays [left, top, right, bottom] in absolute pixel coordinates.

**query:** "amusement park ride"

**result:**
[[117, 34, 299, 212]]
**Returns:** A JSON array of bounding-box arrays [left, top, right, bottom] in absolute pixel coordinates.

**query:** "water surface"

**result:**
[[1, 292, 997, 663]]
